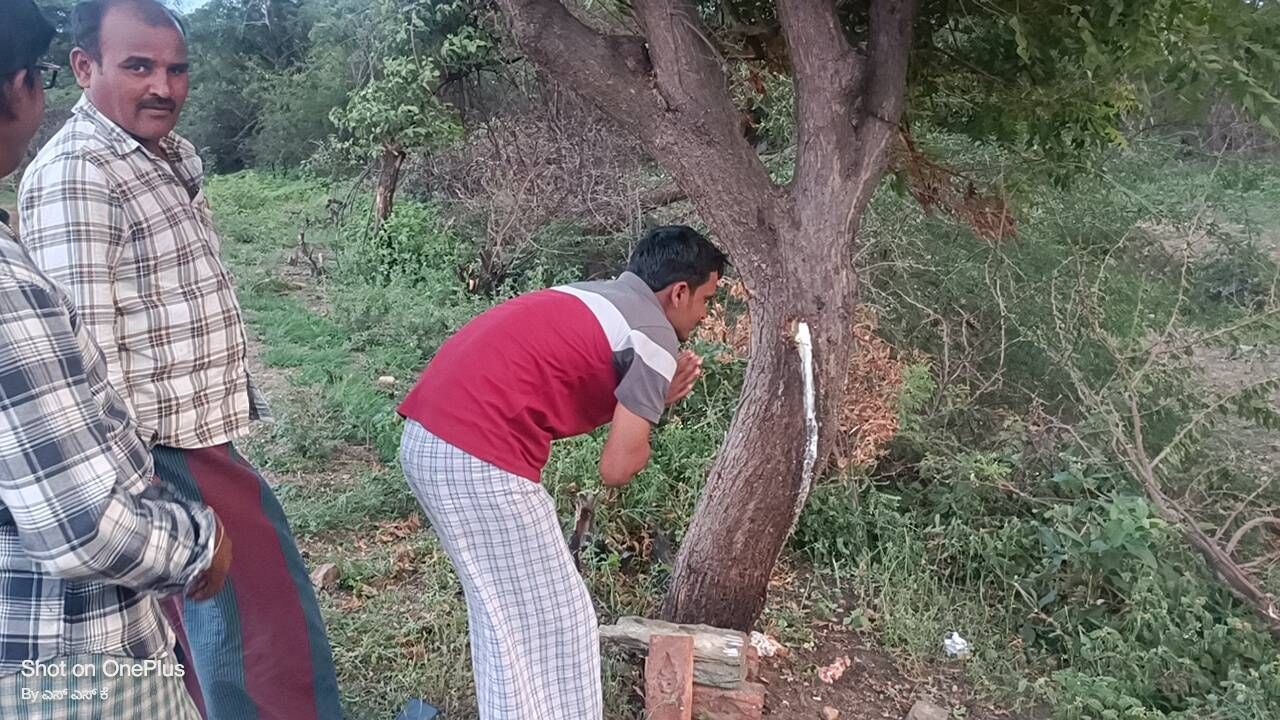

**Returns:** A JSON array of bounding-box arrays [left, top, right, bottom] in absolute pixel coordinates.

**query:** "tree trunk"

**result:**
[[493, 0, 915, 630], [373, 145, 406, 228], [662, 212, 860, 630]]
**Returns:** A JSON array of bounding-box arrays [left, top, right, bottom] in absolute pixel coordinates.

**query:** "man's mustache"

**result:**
[[138, 98, 176, 112]]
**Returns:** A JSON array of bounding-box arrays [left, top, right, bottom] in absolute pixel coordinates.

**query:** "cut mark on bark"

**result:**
[[793, 321, 819, 526]]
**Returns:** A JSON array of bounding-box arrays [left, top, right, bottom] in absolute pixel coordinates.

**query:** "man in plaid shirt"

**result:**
[[0, 1, 230, 716], [19, 1, 342, 718]]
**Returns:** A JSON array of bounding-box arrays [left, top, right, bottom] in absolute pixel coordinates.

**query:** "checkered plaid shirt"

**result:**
[[0, 220, 215, 676], [18, 96, 269, 450]]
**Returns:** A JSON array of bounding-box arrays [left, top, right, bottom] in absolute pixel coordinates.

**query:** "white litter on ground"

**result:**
[[943, 631, 971, 658]]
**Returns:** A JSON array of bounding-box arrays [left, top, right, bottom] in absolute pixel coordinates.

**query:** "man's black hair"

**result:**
[[72, 0, 186, 61], [626, 225, 727, 292], [0, 0, 56, 119]]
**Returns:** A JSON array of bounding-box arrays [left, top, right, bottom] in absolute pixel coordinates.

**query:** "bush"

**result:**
[[1193, 234, 1277, 310], [340, 201, 468, 288]]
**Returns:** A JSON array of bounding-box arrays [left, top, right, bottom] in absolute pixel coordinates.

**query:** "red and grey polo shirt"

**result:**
[[398, 271, 679, 482]]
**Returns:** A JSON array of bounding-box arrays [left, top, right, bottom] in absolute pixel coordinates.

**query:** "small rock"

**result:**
[[822, 707, 840, 720], [750, 631, 786, 658], [816, 655, 851, 684], [905, 700, 948, 720], [376, 375, 397, 389], [310, 563, 341, 591]]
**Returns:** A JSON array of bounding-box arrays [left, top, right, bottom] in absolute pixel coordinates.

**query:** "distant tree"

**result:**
[[181, 0, 314, 170], [328, 0, 492, 226]]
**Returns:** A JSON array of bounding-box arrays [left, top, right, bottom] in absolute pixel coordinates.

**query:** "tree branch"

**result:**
[[844, 0, 918, 236], [776, 0, 860, 193], [1227, 517, 1280, 557], [493, 0, 654, 134], [855, 0, 916, 143], [633, 0, 734, 120]]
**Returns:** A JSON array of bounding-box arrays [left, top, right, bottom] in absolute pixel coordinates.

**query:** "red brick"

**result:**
[[691, 681, 766, 720], [646, 634, 694, 720]]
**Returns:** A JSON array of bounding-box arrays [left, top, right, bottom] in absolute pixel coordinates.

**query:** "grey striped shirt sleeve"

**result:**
[[614, 324, 679, 424]]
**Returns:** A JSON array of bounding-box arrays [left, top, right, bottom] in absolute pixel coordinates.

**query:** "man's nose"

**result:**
[[148, 74, 172, 99]]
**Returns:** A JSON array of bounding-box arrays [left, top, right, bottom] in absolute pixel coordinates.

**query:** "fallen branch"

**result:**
[[1125, 397, 1280, 640], [1226, 517, 1280, 557]]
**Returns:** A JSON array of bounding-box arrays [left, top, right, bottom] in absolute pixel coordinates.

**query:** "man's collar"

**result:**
[[618, 271, 665, 311], [72, 95, 189, 162], [73, 95, 142, 157]]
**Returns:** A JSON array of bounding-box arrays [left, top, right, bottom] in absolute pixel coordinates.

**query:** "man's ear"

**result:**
[[2, 69, 27, 100], [70, 47, 95, 90], [671, 280, 691, 305]]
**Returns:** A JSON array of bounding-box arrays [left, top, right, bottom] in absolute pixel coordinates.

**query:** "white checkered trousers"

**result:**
[[0, 652, 200, 719], [400, 420, 603, 720]]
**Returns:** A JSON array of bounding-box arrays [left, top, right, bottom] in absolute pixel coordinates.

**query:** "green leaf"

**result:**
[[1008, 15, 1032, 64]]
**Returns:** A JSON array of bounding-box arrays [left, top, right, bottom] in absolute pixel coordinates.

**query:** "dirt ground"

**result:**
[[757, 627, 1035, 720]]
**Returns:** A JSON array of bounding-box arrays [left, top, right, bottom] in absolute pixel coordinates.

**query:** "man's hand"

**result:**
[[665, 350, 703, 407], [187, 516, 232, 601]]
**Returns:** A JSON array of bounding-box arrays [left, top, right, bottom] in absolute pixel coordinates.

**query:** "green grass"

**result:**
[[278, 468, 419, 537], [211, 156, 1280, 720]]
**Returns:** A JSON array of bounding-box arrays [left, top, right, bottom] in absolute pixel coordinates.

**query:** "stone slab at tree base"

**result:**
[[601, 616, 749, 688], [618, 618, 767, 720]]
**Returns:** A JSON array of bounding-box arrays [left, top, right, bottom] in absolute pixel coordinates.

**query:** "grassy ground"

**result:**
[[207, 175, 657, 718], [207, 151, 1280, 720]]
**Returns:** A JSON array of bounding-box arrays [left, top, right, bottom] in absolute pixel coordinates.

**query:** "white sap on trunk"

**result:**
[[792, 321, 819, 526]]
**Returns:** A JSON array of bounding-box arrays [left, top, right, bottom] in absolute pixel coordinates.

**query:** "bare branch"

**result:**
[[1227, 517, 1280, 557], [1124, 307, 1280, 362]]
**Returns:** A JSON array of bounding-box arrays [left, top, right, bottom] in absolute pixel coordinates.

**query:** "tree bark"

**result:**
[[663, 254, 857, 628], [494, 0, 917, 630], [373, 145, 406, 228]]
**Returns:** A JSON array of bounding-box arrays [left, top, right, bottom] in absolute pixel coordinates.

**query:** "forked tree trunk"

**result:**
[[374, 145, 406, 228], [495, 0, 915, 630]]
